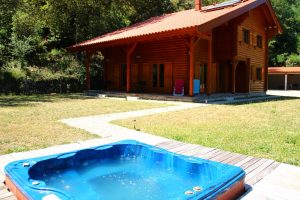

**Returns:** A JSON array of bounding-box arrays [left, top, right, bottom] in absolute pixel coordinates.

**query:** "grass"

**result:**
[[114, 99, 300, 166], [0, 94, 167, 155]]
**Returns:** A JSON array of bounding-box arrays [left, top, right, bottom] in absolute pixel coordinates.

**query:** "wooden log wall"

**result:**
[[237, 7, 268, 93], [104, 37, 189, 94]]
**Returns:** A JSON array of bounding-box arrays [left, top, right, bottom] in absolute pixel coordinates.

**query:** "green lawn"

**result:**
[[114, 99, 300, 166], [0, 94, 167, 155]]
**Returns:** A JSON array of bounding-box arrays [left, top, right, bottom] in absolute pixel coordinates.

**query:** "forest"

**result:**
[[0, 0, 299, 93]]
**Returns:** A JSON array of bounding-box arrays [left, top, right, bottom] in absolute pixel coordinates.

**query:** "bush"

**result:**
[[0, 61, 26, 94], [23, 65, 85, 94], [0, 57, 85, 94], [286, 53, 300, 66]]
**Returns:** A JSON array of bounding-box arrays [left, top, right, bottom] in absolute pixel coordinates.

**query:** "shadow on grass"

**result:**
[[227, 96, 299, 106], [0, 93, 96, 107]]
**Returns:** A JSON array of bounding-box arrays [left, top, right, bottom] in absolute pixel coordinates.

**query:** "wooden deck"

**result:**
[[0, 139, 283, 200], [155, 140, 280, 187]]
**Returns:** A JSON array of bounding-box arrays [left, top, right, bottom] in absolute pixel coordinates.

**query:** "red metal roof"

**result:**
[[68, 0, 281, 51], [269, 67, 300, 74]]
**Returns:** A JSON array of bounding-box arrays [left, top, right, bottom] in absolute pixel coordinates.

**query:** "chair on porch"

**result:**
[[173, 79, 184, 96]]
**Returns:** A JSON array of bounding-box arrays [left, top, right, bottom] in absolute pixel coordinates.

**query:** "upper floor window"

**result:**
[[257, 35, 263, 48], [243, 29, 250, 44], [256, 68, 262, 81]]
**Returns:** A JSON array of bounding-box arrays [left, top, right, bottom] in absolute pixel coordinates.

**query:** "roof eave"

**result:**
[[66, 27, 198, 52], [265, 0, 283, 34]]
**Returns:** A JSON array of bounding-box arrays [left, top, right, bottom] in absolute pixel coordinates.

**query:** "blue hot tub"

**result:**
[[5, 140, 245, 200]]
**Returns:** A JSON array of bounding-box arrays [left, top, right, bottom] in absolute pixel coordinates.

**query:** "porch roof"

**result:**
[[269, 67, 300, 75], [68, 0, 282, 51]]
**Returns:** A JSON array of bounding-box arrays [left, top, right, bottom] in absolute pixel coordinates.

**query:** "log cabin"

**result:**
[[68, 0, 282, 96]]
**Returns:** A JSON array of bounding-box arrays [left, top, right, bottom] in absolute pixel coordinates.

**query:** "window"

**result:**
[[152, 64, 158, 87], [159, 64, 164, 87], [257, 35, 263, 48], [251, 65, 255, 80], [256, 68, 262, 81], [152, 64, 165, 88], [200, 64, 207, 90], [121, 64, 127, 87], [243, 29, 250, 44]]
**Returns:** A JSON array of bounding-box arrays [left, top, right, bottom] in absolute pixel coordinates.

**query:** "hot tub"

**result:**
[[5, 140, 245, 200]]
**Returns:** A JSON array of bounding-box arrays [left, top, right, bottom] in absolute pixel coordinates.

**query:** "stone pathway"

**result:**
[[267, 90, 300, 98], [61, 100, 203, 144]]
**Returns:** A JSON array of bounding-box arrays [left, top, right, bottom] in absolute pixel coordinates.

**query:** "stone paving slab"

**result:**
[[240, 164, 300, 200]]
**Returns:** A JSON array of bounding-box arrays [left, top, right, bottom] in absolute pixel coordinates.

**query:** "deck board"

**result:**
[[225, 154, 248, 165], [154, 140, 280, 187], [0, 139, 282, 199]]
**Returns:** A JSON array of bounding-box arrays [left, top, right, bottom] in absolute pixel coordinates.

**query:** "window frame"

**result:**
[[152, 64, 158, 87], [159, 64, 164, 88], [242, 29, 250, 44], [256, 67, 263, 81], [152, 63, 165, 88], [257, 35, 263, 48]]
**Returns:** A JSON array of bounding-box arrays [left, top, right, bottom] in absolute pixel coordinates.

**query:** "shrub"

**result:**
[[0, 61, 26, 94], [0, 57, 85, 94], [286, 53, 300, 66]]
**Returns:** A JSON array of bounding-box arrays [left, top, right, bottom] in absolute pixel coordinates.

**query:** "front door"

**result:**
[[217, 63, 232, 93], [151, 63, 172, 93], [235, 61, 250, 93]]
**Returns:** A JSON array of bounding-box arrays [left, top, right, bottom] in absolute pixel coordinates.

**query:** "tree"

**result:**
[[286, 53, 300, 66], [269, 0, 300, 66], [0, 0, 19, 66]]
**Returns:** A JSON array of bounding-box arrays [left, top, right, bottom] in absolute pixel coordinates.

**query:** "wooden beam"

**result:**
[[125, 43, 137, 92], [264, 38, 269, 91], [189, 36, 196, 97], [266, 28, 279, 39], [193, 37, 201, 48], [207, 38, 212, 95], [85, 51, 91, 90], [261, 5, 273, 27], [196, 31, 212, 41], [182, 37, 191, 48], [187, 34, 206, 97], [127, 43, 137, 55], [126, 53, 131, 92]]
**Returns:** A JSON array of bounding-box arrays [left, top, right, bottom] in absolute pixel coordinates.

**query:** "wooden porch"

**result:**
[[83, 33, 214, 97], [84, 90, 274, 104]]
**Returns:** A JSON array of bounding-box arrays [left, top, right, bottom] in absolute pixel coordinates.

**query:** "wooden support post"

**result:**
[[284, 74, 288, 91], [189, 37, 196, 97], [264, 38, 269, 92], [207, 38, 212, 96], [126, 53, 131, 92], [187, 36, 202, 97], [85, 51, 91, 90], [125, 43, 137, 92]]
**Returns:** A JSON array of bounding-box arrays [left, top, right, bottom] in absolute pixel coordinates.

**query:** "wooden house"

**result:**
[[68, 0, 282, 96]]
